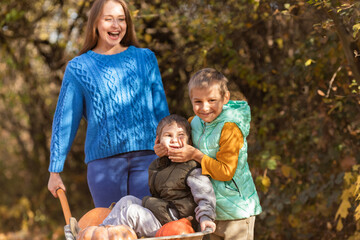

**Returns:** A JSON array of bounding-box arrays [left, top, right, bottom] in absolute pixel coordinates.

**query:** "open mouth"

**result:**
[[108, 32, 120, 38]]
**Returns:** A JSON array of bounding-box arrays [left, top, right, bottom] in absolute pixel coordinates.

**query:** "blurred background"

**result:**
[[0, 0, 359, 239]]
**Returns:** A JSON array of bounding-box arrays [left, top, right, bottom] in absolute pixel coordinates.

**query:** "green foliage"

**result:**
[[0, 0, 359, 239]]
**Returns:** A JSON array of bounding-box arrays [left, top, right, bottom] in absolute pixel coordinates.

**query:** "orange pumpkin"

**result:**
[[78, 207, 112, 229], [76, 224, 137, 240], [155, 217, 195, 237]]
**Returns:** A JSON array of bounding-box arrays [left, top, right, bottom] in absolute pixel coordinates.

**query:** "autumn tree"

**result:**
[[0, 0, 359, 239]]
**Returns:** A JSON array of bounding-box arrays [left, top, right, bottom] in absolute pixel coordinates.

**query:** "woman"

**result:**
[[47, 0, 169, 208]]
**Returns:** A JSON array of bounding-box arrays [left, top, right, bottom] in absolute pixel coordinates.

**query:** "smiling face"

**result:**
[[159, 123, 189, 150], [190, 83, 230, 123], [95, 0, 127, 54]]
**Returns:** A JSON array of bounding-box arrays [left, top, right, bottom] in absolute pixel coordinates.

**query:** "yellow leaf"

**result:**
[[144, 34, 152, 43], [355, 175, 360, 199], [262, 176, 271, 187], [39, 32, 49, 41], [355, 204, 360, 221], [336, 219, 343, 231], [344, 172, 353, 185], [288, 214, 299, 228], [219, 35, 224, 43], [281, 165, 291, 178], [305, 59, 315, 66], [317, 89, 325, 96], [353, 165, 360, 171], [335, 197, 351, 220], [275, 38, 283, 49], [353, 23, 360, 31], [132, 10, 139, 18]]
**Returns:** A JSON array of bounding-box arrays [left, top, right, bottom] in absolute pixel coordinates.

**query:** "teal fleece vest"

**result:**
[[191, 100, 262, 220]]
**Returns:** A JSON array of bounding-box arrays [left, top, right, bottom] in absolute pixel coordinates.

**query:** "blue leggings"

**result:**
[[87, 150, 156, 208]]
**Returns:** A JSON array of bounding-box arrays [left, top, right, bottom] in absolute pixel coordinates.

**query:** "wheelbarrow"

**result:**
[[57, 189, 213, 240]]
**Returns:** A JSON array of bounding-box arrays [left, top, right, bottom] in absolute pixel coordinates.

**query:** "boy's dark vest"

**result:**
[[142, 156, 200, 226]]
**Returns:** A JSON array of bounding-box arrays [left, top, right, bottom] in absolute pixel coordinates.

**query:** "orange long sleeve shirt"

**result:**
[[189, 117, 244, 181]]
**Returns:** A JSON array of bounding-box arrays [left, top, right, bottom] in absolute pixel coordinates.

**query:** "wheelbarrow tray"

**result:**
[[57, 189, 212, 240], [142, 228, 212, 240]]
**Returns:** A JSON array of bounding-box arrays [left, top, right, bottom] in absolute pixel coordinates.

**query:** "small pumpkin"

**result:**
[[76, 224, 137, 240], [155, 217, 195, 237], [78, 207, 112, 229]]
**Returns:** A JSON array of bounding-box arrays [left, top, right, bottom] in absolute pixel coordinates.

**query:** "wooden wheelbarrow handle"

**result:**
[[56, 188, 72, 225]]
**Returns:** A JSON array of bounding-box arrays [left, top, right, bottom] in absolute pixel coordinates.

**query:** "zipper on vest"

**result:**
[[198, 122, 206, 147], [232, 179, 242, 197], [151, 171, 160, 197]]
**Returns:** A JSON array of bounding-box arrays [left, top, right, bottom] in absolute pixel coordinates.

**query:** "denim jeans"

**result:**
[[87, 150, 157, 208]]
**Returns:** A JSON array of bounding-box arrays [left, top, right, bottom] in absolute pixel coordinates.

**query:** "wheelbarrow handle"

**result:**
[[57, 188, 72, 225]]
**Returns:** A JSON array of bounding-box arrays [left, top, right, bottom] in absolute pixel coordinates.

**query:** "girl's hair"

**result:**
[[79, 0, 139, 55], [156, 114, 192, 145], [188, 68, 229, 98]]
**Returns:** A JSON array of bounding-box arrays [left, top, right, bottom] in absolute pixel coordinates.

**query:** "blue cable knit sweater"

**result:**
[[49, 46, 169, 172]]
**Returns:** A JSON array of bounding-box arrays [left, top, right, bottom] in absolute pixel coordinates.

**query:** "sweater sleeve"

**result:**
[[49, 65, 84, 172], [186, 168, 216, 223], [188, 116, 195, 123], [146, 50, 169, 122], [201, 122, 244, 181]]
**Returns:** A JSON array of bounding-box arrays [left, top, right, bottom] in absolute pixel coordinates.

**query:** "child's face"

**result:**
[[190, 83, 230, 123], [160, 123, 189, 150]]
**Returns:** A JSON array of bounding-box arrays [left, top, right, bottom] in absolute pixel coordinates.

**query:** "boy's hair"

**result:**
[[156, 114, 192, 144], [188, 68, 229, 98]]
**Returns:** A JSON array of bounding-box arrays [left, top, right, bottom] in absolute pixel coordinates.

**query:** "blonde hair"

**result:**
[[79, 0, 139, 55], [188, 68, 229, 98]]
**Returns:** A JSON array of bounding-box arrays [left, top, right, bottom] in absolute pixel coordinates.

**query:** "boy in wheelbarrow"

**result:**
[[69, 114, 216, 238]]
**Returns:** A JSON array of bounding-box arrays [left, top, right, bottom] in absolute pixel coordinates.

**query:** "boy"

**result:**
[[155, 68, 262, 240], [101, 114, 216, 238]]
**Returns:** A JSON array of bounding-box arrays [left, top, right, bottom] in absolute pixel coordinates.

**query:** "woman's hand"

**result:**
[[48, 172, 66, 198], [154, 136, 168, 157]]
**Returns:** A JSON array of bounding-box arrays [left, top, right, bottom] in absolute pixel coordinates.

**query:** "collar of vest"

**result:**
[[196, 100, 251, 137], [155, 156, 172, 169]]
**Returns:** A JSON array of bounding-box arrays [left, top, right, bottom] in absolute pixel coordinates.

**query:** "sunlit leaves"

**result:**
[[305, 59, 315, 66], [353, 23, 360, 38], [0, 0, 359, 239], [256, 174, 271, 193], [4, 9, 24, 22], [281, 165, 298, 178], [335, 188, 351, 231], [335, 165, 360, 232]]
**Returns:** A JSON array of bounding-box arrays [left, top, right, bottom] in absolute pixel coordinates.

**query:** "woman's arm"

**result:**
[[147, 50, 169, 122], [48, 66, 84, 196]]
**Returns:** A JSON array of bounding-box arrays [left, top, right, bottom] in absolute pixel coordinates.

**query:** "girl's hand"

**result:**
[[200, 220, 216, 232], [154, 136, 168, 157], [48, 172, 66, 198]]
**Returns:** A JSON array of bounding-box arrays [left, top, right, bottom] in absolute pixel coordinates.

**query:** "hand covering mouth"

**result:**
[[169, 145, 181, 149]]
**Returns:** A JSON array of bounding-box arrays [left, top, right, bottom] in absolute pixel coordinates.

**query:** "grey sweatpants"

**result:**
[[101, 195, 162, 237]]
